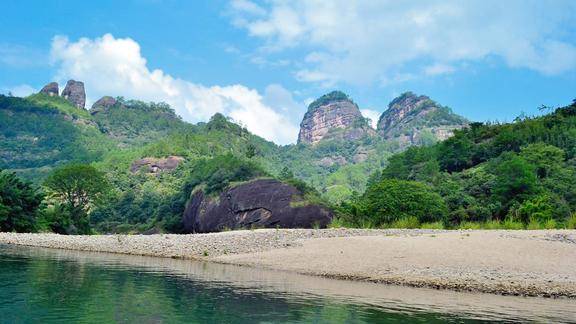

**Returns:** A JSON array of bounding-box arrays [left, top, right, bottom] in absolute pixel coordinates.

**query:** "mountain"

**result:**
[[90, 96, 191, 147], [298, 91, 375, 144], [377, 92, 468, 146], [0, 94, 115, 180], [0, 80, 478, 233]]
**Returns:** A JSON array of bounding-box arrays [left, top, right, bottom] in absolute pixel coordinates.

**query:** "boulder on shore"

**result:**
[[183, 179, 333, 233]]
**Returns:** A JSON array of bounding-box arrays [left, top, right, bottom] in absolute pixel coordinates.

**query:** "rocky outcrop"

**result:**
[[130, 156, 184, 174], [39, 82, 59, 97], [377, 92, 468, 146], [183, 179, 332, 233], [298, 91, 375, 145], [61, 80, 86, 109], [90, 96, 117, 115]]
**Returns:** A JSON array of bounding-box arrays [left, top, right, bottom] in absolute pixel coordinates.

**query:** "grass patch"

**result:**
[[567, 214, 576, 229], [420, 221, 444, 229], [458, 221, 482, 230], [502, 218, 524, 230], [389, 216, 420, 229], [527, 218, 541, 230]]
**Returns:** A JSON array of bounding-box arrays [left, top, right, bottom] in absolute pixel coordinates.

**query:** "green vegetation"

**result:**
[[2, 89, 576, 234], [0, 95, 115, 180], [338, 101, 576, 229], [307, 90, 352, 112], [0, 170, 44, 232], [44, 164, 110, 234], [91, 98, 190, 146]]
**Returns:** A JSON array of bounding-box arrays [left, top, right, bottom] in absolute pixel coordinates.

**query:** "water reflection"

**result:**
[[0, 244, 574, 323]]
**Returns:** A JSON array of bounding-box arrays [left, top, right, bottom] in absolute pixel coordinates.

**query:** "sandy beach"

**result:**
[[1, 229, 575, 298]]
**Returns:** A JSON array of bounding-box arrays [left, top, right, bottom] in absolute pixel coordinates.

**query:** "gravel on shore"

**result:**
[[0, 229, 435, 258], [1, 229, 575, 298]]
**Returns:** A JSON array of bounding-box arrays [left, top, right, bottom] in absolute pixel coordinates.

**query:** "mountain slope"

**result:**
[[90, 97, 191, 147], [377, 92, 468, 146], [0, 94, 116, 180]]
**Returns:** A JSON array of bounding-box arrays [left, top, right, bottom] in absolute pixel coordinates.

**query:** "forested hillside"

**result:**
[[339, 100, 576, 229]]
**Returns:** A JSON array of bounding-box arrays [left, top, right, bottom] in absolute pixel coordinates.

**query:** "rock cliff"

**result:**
[[183, 179, 332, 233], [61, 80, 86, 109], [39, 82, 59, 97], [377, 92, 468, 146], [90, 96, 117, 115], [130, 156, 184, 174], [298, 91, 374, 145]]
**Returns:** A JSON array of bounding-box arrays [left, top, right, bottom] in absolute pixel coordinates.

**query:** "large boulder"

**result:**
[[298, 91, 375, 144], [39, 82, 59, 96], [61, 80, 86, 109], [183, 179, 333, 233], [90, 96, 117, 115]]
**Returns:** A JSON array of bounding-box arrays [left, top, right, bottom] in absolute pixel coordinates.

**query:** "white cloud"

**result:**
[[1, 84, 36, 97], [49, 34, 299, 144], [424, 63, 455, 76], [360, 109, 380, 129], [230, 1, 576, 85]]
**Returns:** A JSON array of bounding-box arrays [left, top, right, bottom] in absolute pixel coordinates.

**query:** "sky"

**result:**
[[1, 0, 575, 144]]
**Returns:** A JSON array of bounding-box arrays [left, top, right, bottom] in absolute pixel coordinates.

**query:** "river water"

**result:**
[[0, 244, 574, 323]]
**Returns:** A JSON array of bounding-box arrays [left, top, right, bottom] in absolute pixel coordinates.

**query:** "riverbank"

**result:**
[[1, 229, 575, 298]]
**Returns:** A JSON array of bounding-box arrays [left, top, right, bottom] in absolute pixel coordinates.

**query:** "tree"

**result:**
[[492, 153, 538, 205], [44, 164, 109, 234], [359, 178, 447, 226], [245, 143, 256, 158], [0, 170, 44, 232], [519, 143, 565, 178]]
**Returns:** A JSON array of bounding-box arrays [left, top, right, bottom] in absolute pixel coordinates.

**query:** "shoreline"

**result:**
[[1, 229, 575, 298]]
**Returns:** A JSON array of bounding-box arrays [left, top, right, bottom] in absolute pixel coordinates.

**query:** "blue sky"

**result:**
[[1, 0, 575, 144]]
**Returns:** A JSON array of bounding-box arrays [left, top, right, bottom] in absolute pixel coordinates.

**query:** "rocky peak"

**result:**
[[61, 80, 86, 109], [377, 92, 431, 131], [298, 91, 374, 144], [377, 92, 468, 146], [90, 96, 117, 115], [39, 82, 59, 97]]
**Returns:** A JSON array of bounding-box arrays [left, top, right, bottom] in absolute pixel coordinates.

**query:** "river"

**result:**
[[0, 244, 574, 323]]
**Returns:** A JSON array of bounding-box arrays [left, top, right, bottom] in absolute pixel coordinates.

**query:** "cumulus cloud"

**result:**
[[230, 0, 576, 85], [49, 34, 299, 144]]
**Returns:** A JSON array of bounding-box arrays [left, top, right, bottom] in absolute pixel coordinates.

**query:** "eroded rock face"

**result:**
[[298, 91, 374, 144], [130, 156, 184, 174], [183, 179, 333, 233], [39, 82, 59, 97], [376, 92, 468, 146], [61, 80, 86, 109], [90, 96, 117, 115]]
